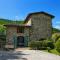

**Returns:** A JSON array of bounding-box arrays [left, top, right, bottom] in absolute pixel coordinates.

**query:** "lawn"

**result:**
[[50, 49, 60, 55], [42, 49, 60, 55]]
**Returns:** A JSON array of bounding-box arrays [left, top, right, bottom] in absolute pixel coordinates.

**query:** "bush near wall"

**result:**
[[29, 40, 47, 50], [47, 41, 54, 49], [29, 40, 54, 50]]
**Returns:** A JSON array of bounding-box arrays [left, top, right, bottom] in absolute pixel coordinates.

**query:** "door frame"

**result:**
[[17, 36, 24, 47]]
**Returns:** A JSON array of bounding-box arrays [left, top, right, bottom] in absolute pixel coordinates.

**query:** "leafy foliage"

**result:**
[[52, 28, 60, 33], [0, 18, 24, 25], [52, 33, 60, 42], [29, 39, 55, 50], [55, 38, 60, 53], [29, 40, 47, 50], [47, 41, 54, 49], [0, 18, 24, 33], [0, 18, 24, 41]]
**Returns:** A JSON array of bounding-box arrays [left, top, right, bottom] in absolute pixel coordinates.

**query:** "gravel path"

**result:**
[[0, 50, 60, 60]]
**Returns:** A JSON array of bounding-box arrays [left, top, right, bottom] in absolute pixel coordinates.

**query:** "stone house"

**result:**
[[4, 12, 54, 48]]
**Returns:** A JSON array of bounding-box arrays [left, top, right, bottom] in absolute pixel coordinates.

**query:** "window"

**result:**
[[17, 27, 24, 33]]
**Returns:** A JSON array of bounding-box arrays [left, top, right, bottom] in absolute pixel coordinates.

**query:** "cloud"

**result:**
[[54, 25, 60, 29], [55, 21, 60, 24], [15, 16, 20, 20]]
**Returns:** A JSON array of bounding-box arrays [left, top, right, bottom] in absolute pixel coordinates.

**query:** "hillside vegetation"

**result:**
[[52, 28, 60, 33], [0, 19, 24, 25], [0, 18, 60, 34], [0, 19, 24, 35]]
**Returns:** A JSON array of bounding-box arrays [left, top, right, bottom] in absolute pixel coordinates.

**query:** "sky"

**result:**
[[0, 0, 60, 29]]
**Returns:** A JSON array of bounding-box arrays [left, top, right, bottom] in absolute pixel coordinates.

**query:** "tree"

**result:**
[[55, 38, 60, 53], [52, 33, 60, 42]]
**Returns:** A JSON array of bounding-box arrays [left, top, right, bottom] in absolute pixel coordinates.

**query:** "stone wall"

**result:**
[[24, 27, 30, 46], [6, 26, 30, 48], [5, 13, 53, 47], [29, 14, 52, 41], [24, 27, 30, 36], [6, 27, 17, 48]]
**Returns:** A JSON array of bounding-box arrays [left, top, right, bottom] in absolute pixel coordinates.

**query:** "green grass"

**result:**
[[50, 49, 60, 55], [42, 49, 60, 55]]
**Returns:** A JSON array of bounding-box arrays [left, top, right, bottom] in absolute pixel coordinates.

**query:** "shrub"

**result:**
[[47, 41, 54, 49], [47, 47, 51, 52], [55, 38, 60, 53], [36, 41, 43, 50], [28, 41, 37, 49], [52, 33, 60, 42], [29, 40, 47, 50], [42, 40, 47, 47]]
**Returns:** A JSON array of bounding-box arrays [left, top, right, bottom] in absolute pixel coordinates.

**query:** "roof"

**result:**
[[24, 11, 55, 23], [4, 24, 31, 27]]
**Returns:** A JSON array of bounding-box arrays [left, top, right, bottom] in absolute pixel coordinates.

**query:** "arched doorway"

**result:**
[[17, 36, 24, 47]]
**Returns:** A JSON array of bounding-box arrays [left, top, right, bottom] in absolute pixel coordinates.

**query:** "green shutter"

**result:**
[[13, 34, 17, 49], [24, 36, 29, 47]]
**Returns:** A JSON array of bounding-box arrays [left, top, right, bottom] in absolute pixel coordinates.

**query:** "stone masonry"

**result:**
[[4, 12, 54, 48]]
